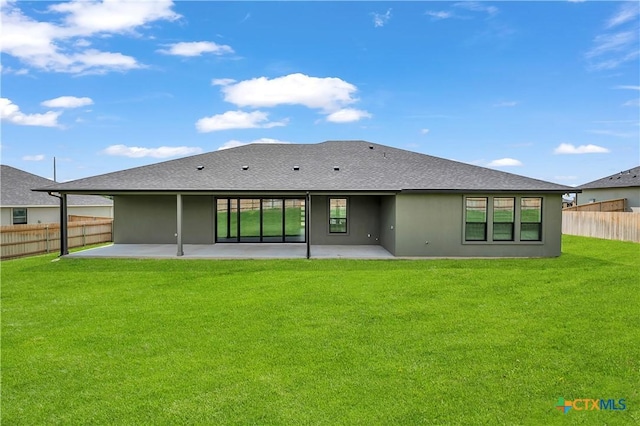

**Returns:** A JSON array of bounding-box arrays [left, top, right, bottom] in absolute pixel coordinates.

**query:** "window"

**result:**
[[464, 196, 544, 244], [329, 198, 347, 233], [215, 197, 306, 243], [493, 198, 515, 241], [465, 197, 487, 241], [520, 197, 542, 241], [12, 208, 27, 225]]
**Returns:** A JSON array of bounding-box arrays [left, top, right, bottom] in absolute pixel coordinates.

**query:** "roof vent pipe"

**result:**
[[196, 165, 204, 170], [241, 165, 249, 171], [333, 166, 340, 171], [293, 166, 300, 171]]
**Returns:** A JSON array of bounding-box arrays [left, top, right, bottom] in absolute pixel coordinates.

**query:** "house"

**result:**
[[1, 165, 113, 226], [33, 141, 573, 257], [562, 194, 575, 209], [575, 166, 640, 212]]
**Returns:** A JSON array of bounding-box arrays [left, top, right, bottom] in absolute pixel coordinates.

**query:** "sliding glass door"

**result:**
[[262, 199, 284, 242], [216, 197, 305, 243], [284, 199, 305, 242]]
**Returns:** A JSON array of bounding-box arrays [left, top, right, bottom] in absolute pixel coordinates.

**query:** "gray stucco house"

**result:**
[[34, 141, 572, 257], [575, 166, 640, 212], [1, 165, 113, 226]]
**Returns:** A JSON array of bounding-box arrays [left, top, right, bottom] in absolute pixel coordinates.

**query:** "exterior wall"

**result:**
[[114, 195, 215, 244], [379, 195, 396, 255], [0, 206, 112, 226], [114, 195, 177, 243], [183, 195, 214, 244], [68, 206, 113, 219], [310, 195, 381, 245], [110, 192, 563, 257], [394, 193, 563, 257], [1, 208, 11, 226], [24, 207, 59, 224], [576, 188, 640, 212]]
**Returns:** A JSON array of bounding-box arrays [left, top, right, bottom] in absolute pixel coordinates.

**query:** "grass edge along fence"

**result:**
[[0, 219, 113, 260], [562, 211, 639, 242]]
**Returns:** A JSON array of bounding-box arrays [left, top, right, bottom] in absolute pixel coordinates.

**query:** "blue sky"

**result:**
[[1, 0, 638, 187]]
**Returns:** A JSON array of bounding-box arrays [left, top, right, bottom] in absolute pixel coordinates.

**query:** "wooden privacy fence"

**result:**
[[563, 198, 626, 212], [562, 212, 639, 243], [1, 219, 113, 260]]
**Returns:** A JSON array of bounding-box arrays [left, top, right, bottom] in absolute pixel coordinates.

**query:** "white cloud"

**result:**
[[158, 41, 234, 57], [326, 108, 371, 123], [606, 2, 640, 29], [0, 65, 29, 75], [49, 0, 179, 35], [70, 49, 142, 74], [421, 128, 430, 135], [425, 11, 453, 20], [554, 143, 610, 154], [74, 39, 91, 48], [614, 85, 640, 90], [586, 31, 638, 59], [41, 96, 93, 108], [372, 9, 392, 27], [219, 73, 359, 112], [195, 110, 287, 133], [218, 138, 292, 150], [586, 3, 639, 71], [101, 144, 202, 159], [623, 98, 640, 107], [0, 98, 61, 127], [493, 101, 518, 107], [22, 154, 45, 161], [211, 78, 237, 86], [487, 158, 523, 167], [0, 0, 179, 74], [454, 2, 499, 16]]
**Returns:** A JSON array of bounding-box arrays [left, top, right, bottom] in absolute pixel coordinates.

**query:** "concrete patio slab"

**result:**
[[66, 243, 394, 259]]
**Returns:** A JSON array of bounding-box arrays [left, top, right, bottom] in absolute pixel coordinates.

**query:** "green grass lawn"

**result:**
[[2, 236, 638, 424]]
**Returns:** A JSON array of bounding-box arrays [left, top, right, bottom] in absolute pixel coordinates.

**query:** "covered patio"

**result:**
[[65, 243, 394, 259]]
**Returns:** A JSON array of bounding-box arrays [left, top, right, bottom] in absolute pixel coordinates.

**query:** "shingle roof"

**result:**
[[33, 141, 571, 193], [577, 166, 640, 190], [1, 165, 113, 206]]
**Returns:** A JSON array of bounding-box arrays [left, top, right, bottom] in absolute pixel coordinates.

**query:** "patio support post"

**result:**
[[176, 193, 184, 256], [306, 192, 311, 259], [60, 193, 69, 256]]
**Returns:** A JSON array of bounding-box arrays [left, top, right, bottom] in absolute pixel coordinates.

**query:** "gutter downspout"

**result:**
[[306, 192, 311, 259], [48, 192, 69, 256]]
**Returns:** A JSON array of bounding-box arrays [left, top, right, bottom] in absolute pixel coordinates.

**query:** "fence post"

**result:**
[[83, 224, 86, 247], [45, 225, 49, 253]]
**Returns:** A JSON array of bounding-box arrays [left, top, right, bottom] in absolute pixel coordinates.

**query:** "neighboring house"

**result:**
[[1, 165, 113, 226], [34, 141, 573, 257], [575, 166, 640, 212], [562, 195, 575, 209]]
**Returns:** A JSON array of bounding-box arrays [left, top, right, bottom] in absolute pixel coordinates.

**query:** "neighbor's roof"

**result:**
[[577, 166, 640, 190], [33, 141, 572, 193], [1, 165, 113, 206]]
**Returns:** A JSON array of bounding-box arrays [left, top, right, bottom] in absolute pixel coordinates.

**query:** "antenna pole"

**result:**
[[53, 157, 57, 182]]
